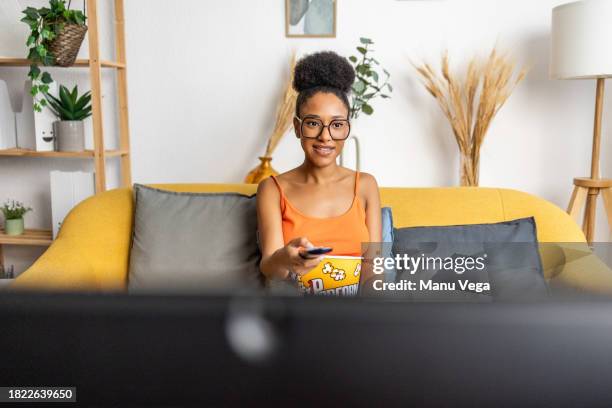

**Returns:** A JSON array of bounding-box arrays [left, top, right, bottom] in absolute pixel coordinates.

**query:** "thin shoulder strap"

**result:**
[[354, 171, 360, 195], [270, 175, 284, 197], [269, 175, 286, 212]]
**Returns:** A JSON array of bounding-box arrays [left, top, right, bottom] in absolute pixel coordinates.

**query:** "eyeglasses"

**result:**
[[295, 116, 351, 141]]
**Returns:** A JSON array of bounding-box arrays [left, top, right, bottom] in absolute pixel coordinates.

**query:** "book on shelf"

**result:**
[[0, 80, 15, 149], [0, 80, 58, 151]]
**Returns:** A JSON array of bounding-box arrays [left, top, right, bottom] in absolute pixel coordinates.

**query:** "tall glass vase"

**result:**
[[338, 135, 361, 171]]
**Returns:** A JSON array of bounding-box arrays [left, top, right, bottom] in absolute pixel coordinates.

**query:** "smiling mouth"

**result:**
[[313, 145, 335, 155]]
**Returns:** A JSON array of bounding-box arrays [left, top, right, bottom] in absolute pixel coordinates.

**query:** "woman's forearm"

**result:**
[[260, 247, 291, 281]]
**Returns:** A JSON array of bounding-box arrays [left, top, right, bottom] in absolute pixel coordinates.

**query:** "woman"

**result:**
[[257, 51, 382, 284]]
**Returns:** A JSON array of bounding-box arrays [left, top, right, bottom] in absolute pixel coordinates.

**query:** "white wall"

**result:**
[[1, 0, 611, 274]]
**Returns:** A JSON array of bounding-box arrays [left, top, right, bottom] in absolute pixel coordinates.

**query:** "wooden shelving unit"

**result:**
[[0, 229, 53, 269], [0, 0, 131, 271], [0, 0, 132, 194]]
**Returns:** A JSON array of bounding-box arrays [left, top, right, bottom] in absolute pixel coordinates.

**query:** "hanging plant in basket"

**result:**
[[21, 0, 87, 112]]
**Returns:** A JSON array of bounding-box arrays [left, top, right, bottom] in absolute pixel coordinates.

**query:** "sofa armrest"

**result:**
[[547, 243, 612, 295], [9, 237, 99, 291], [11, 188, 133, 292]]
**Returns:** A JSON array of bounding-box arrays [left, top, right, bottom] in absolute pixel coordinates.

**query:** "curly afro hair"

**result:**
[[293, 51, 355, 117]]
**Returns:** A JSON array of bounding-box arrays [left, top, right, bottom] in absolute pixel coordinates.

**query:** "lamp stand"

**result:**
[[567, 78, 612, 243]]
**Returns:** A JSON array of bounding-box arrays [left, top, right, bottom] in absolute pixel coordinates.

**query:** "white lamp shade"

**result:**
[[550, 0, 612, 79]]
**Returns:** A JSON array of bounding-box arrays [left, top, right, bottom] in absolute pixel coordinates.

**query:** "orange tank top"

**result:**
[[270, 172, 370, 257]]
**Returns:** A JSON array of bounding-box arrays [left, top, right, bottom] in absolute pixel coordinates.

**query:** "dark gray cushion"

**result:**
[[391, 217, 548, 301], [128, 184, 263, 293]]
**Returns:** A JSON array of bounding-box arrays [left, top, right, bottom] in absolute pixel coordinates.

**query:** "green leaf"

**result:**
[[28, 65, 41, 79], [59, 85, 75, 112], [71, 85, 78, 101], [380, 94, 390, 98], [40, 72, 53, 84], [26, 35, 36, 46], [75, 93, 91, 111], [45, 92, 62, 105], [20, 17, 36, 27], [73, 12, 85, 25], [361, 103, 374, 115], [41, 29, 52, 39], [364, 92, 376, 99], [40, 99, 47, 107], [57, 104, 74, 121], [357, 46, 367, 55], [36, 44, 47, 57], [352, 80, 366, 94], [30, 85, 39, 96], [356, 65, 368, 75], [371, 71, 379, 82], [44, 95, 63, 117], [383, 69, 390, 77], [23, 7, 39, 20], [74, 107, 92, 120], [27, 48, 40, 62], [42, 54, 54, 66], [349, 56, 357, 63], [40, 84, 50, 93], [387, 83, 393, 92], [359, 37, 373, 45]]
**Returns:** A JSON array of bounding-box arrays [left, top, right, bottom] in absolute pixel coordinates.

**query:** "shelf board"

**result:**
[[0, 57, 125, 69], [0, 228, 53, 246], [0, 148, 129, 158]]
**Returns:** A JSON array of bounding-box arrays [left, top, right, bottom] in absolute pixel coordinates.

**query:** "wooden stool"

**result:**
[[567, 177, 612, 243]]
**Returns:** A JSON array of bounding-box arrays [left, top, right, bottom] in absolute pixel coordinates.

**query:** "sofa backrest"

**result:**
[[144, 183, 586, 243]]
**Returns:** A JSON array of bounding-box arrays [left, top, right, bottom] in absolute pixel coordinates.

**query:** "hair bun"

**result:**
[[293, 51, 355, 94]]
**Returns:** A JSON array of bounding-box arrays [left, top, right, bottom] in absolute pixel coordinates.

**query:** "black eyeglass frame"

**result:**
[[294, 115, 351, 141]]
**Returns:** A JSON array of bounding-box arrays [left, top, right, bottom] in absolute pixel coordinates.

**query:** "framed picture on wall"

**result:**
[[285, 0, 337, 38]]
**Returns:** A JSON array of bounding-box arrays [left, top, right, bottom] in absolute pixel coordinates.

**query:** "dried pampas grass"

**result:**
[[265, 51, 298, 157], [414, 48, 527, 186], [244, 52, 298, 184]]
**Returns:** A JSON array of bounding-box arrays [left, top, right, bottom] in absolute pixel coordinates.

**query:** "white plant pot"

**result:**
[[53, 120, 85, 152]]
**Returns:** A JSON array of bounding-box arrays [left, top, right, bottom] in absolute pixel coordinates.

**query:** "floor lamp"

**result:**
[[551, 0, 612, 243]]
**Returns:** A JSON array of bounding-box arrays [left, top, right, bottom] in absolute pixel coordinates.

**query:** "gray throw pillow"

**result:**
[[128, 184, 263, 293], [391, 217, 548, 301]]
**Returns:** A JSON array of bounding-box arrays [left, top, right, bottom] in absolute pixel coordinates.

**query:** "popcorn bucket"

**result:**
[[298, 255, 363, 296]]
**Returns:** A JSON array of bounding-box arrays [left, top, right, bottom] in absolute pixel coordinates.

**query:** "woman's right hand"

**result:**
[[283, 236, 324, 277]]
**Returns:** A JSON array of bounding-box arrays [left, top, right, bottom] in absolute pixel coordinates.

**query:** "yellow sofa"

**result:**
[[11, 184, 612, 294]]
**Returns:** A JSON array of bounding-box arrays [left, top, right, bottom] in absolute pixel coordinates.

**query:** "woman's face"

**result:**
[[294, 92, 349, 168]]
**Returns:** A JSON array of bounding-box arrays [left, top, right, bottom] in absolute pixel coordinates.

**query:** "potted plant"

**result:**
[[348, 37, 393, 120], [1, 200, 33, 236], [341, 37, 393, 170], [45, 84, 92, 151], [21, 0, 87, 112]]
